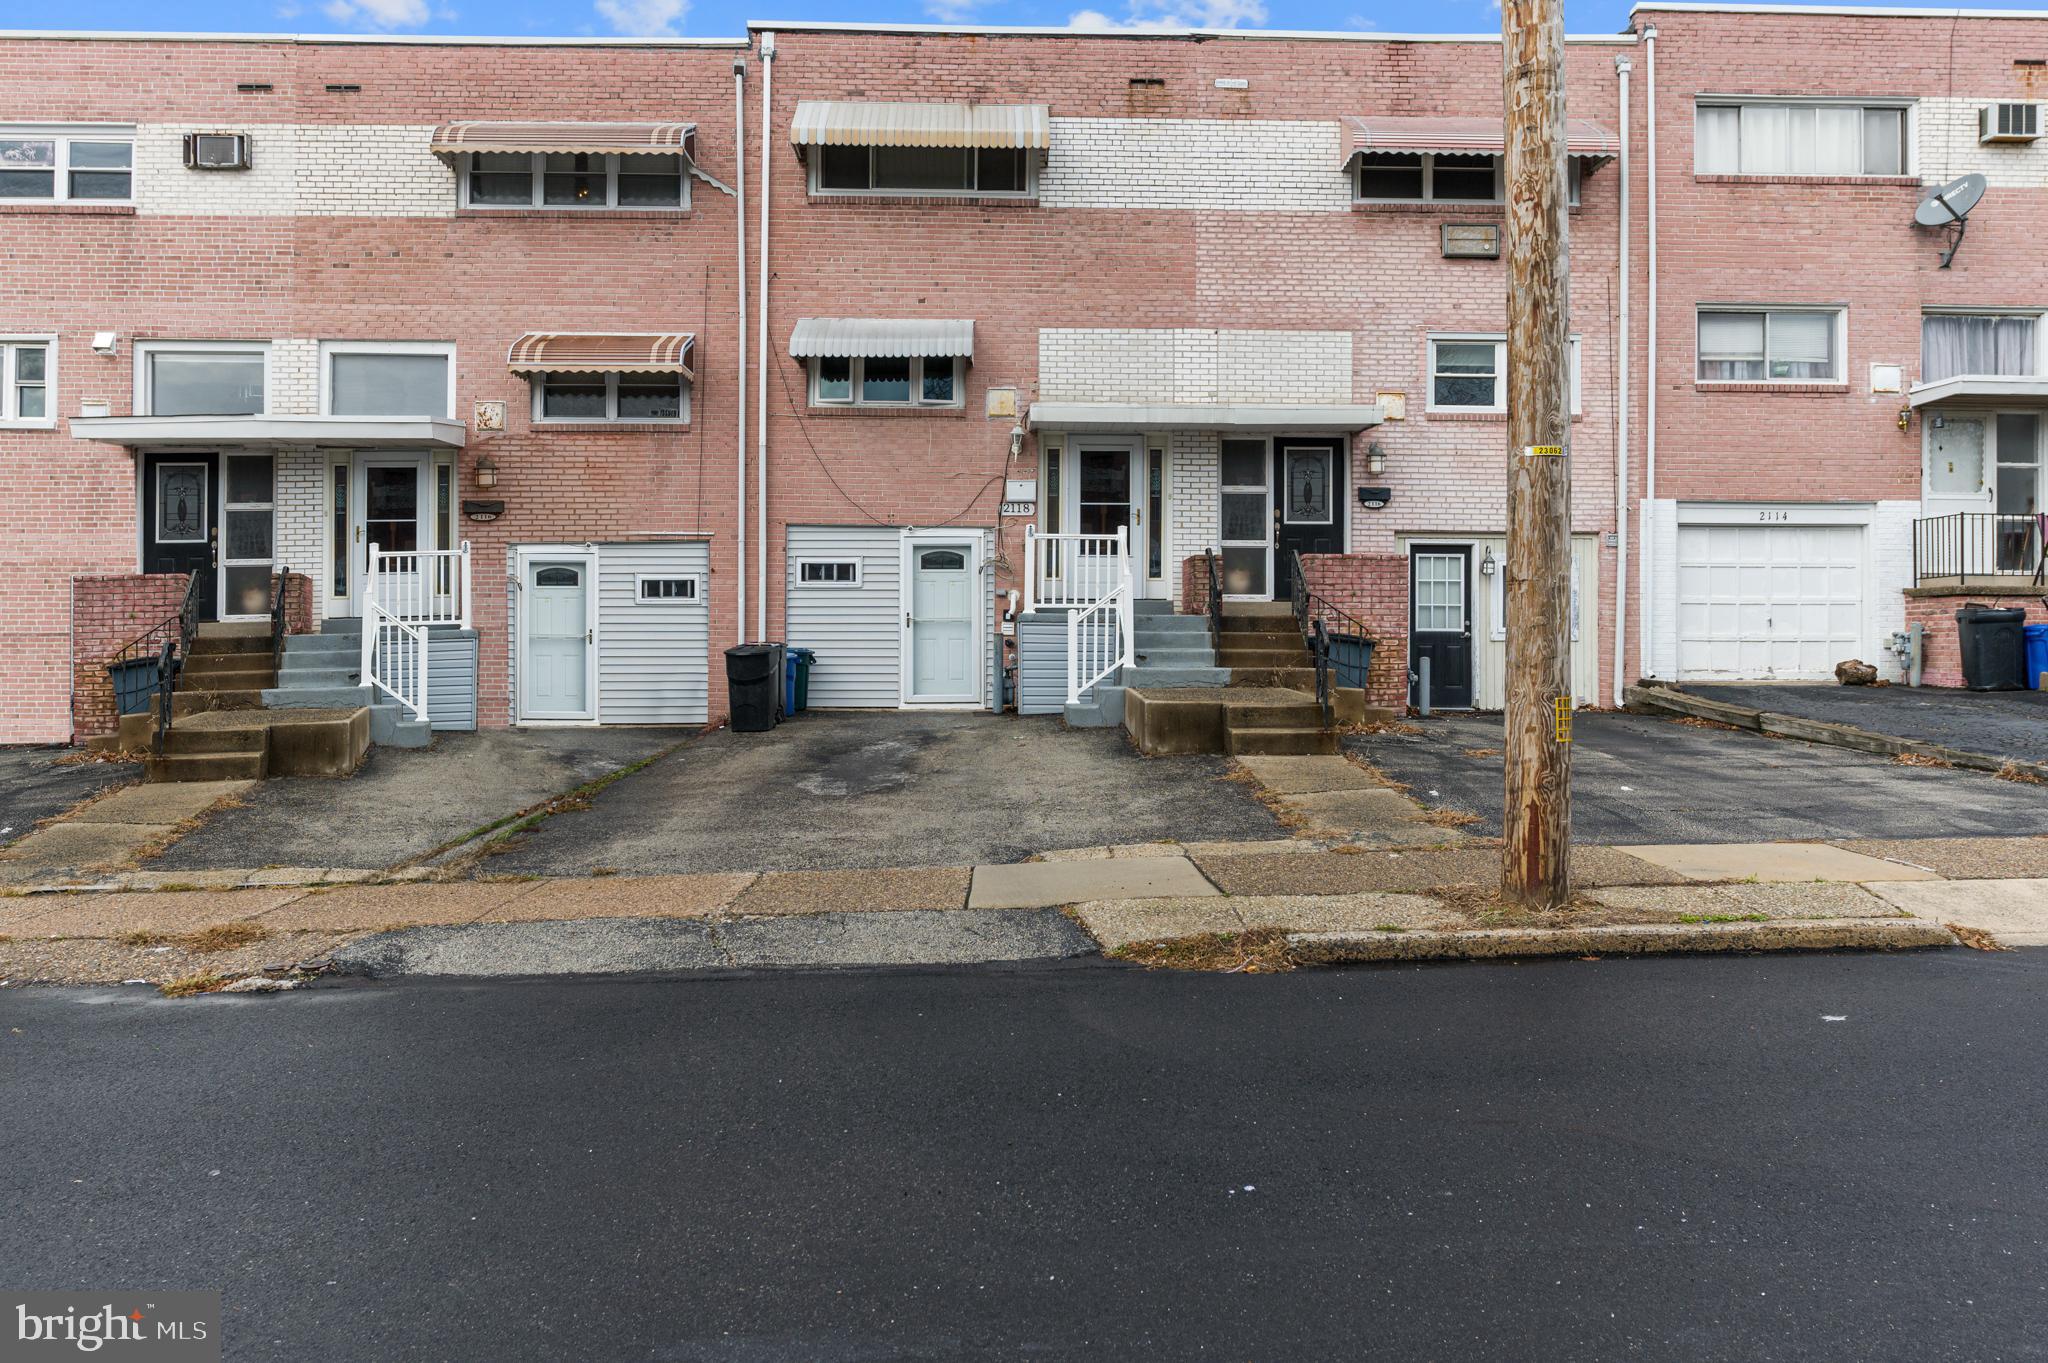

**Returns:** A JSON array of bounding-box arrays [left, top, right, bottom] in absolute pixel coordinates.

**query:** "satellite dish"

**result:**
[[1913, 173, 1986, 268], [1914, 172, 1986, 226]]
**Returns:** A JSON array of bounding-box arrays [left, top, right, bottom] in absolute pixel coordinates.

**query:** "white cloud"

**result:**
[[595, 0, 686, 35], [320, 0, 429, 29], [925, 0, 987, 20], [1066, 0, 1268, 30]]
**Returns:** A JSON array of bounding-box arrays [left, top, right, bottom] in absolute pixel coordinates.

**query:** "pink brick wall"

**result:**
[[1904, 593, 2048, 689], [1298, 552, 1410, 710], [68, 573, 191, 741]]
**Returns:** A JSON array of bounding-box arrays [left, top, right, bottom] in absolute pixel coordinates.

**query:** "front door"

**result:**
[[905, 542, 976, 705], [1993, 413, 2042, 571], [1410, 545, 1474, 709], [1273, 439, 1344, 600], [1924, 415, 1992, 523], [346, 457, 429, 612], [523, 558, 593, 720], [141, 452, 218, 623]]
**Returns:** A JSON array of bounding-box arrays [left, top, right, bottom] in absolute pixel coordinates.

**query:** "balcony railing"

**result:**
[[1912, 513, 2046, 586]]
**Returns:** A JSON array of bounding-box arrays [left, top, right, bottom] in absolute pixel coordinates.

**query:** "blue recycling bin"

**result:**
[[785, 647, 815, 716], [2025, 623, 2048, 692]]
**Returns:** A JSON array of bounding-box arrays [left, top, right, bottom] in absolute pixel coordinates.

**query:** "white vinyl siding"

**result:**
[[787, 525, 903, 708], [595, 542, 710, 724]]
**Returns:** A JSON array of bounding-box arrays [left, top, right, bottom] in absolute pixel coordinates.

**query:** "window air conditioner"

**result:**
[[1979, 102, 2041, 144], [183, 132, 251, 170]]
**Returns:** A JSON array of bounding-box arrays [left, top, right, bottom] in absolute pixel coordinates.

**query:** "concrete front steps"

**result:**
[[1125, 686, 1349, 757], [1064, 599, 1231, 729], [262, 616, 430, 748], [142, 706, 371, 783]]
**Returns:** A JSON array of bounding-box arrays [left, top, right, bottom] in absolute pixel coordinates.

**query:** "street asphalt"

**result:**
[[1687, 681, 2048, 764], [5, 950, 2043, 1361], [0, 747, 138, 850], [1351, 711, 2048, 843]]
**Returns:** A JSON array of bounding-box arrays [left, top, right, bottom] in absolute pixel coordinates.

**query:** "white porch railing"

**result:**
[[357, 539, 466, 725], [1032, 526, 1136, 705], [361, 603, 429, 723]]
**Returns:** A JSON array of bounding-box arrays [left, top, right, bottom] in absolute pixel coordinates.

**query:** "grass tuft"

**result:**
[[1109, 928, 1296, 973], [159, 971, 231, 998], [179, 921, 270, 954], [1994, 761, 2047, 786]]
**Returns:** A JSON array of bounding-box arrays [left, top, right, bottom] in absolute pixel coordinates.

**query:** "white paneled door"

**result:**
[[1675, 523, 1864, 679], [523, 557, 594, 720], [904, 542, 977, 705]]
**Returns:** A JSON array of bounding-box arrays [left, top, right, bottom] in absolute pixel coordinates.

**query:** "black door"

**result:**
[[1272, 438, 1345, 600], [1408, 544, 1473, 708], [141, 453, 218, 622]]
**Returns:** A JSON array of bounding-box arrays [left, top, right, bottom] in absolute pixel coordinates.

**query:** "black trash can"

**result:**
[[1955, 606, 2029, 691], [1325, 632, 1376, 691], [725, 644, 780, 732], [106, 656, 165, 716]]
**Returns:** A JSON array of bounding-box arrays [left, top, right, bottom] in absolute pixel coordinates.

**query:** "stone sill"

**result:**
[[455, 209, 695, 222], [800, 405, 968, 420], [1350, 202, 1586, 216], [1694, 174, 1919, 188], [1422, 410, 1588, 423], [0, 203, 136, 216], [1905, 582, 2045, 598], [806, 193, 1039, 209], [529, 423, 693, 433], [1695, 382, 1849, 394]]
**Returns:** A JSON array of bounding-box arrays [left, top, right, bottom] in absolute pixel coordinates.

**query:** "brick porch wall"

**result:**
[[276, 571, 314, 638], [69, 573, 191, 741], [1178, 554, 1212, 618], [1904, 591, 2048, 689], [1299, 552, 1409, 711]]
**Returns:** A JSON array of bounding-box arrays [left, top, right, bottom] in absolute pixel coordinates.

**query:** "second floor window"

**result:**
[[141, 345, 267, 416], [463, 152, 687, 209], [0, 127, 134, 203], [1697, 308, 1843, 383], [0, 338, 51, 425], [533, 371, 687, 423], [1922, 313, 2038, 383], [813, 146, 1030, 197], [1695, 102, 1907, 177], [324, 343, 453, 418], [811, 355, 963, 408], [1428, 335, 1582, 413]]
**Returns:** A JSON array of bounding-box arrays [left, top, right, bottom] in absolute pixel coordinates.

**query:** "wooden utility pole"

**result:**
[[1500, 0, 1575, 909]]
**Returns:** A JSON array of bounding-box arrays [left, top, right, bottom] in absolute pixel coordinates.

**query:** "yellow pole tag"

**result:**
[[1553, 696, 1573, 743], [1521, 444, 1565, 459]]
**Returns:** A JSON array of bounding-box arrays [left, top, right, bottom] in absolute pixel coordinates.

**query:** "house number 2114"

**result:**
[[1756, 510, 1790, 522]]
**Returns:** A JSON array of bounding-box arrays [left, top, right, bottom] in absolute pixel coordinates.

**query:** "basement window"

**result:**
[[797, 559, 862, 586], [636, 575, 700, 603]]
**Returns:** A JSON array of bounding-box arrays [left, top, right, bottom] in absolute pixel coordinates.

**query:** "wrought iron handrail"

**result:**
[[1203, 549, 1223, 647], [151, 639, 177, 757], [1912, 511, 2047, 585], [269, 565, 290, 664], [1287, 549, 1379, 728]]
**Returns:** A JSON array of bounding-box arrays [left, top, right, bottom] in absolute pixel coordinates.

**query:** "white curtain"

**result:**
[[1739, 104, 1789, 174], [1770, 312, 1835, 379], [1695, 106, 1740, 173], [1922, 315, 2036, 383], [1862, 107, 1904, 175], [1814, 106, 1862, 174], [1698, 311, 1765, 380]]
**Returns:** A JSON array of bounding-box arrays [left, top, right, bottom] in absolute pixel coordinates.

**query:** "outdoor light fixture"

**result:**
[[1366, 442, 1386, 475], [1479, 547, 1498, 577], [1009, 424, 1025, 457], [474, 455, 498, 489], [1898, 406, 1912, 432], [91, 332, 118, 356]]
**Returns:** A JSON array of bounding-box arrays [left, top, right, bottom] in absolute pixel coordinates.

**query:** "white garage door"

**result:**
[[1676, 523, 1864, 680]]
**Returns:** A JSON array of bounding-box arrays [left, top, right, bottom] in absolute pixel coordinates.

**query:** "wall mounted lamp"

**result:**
[[1009, 424, 1025, 457], [1479, 547, 1498, 577], [1366, 442, 1386, 475], [474, 455, 498, 489]]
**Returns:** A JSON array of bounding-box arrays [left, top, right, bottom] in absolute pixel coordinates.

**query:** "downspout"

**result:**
[[1613, 52, 1633, 707], [755, 30, 775, 644], [1639, 23, 1659, 679], [733, 52, 748, 646]]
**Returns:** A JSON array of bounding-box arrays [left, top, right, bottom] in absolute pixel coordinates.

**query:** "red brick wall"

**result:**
[[1178, 554, 1213, 619], [69, 573, 191, 740], [1299, 552, 1410, 710], [276, 571, 314, 638], [1904, 592, 2048, 689]]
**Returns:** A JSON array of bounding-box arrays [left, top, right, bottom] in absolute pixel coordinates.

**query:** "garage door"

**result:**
[[1676, 523, 1863, 679]]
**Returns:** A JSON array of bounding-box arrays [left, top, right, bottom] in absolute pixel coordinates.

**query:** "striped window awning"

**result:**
[[1341, 115, 1621, 164], [789, 101, 1050, 154], [431, 121, 698, 160], [507, 333, 696, 379], [788, 318, 975, 361]]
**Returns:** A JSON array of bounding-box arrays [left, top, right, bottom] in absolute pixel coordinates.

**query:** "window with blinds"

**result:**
[[1697, 309, 1843, 383], [1694, 102, 1907, 177]]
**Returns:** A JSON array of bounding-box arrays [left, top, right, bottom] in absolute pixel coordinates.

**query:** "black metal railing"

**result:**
[[1913, 512, 2047, 585], [269, 566, 290, 664], [1287, 549, 1379, 729], [1203, 549, 1223, 646], [151, 639, 178, 757]]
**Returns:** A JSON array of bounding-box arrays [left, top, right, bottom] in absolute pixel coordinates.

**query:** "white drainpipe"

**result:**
[[755, 30, 775, 643], [733, 52, 748, 647], [1613, 52, 1633, 707], [1640, 23, 1660, 679]]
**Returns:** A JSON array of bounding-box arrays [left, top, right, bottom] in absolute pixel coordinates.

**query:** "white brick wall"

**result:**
[[1916, 98, 2048, 188], [1871, 499, 1917, 681], [275, 447, 328, 621], [1040, 328, 1354, 405], [133, 123, 454, 217], [1169, 429, 1220, 603], [1040, 117, 1352, 212], [269, 338, 320, 416]]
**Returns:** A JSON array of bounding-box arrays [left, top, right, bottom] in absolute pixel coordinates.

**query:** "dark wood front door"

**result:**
[[1272, 438, 1344, 600], [141, 452, 218, 622], [1409, 544, 1473, 709]]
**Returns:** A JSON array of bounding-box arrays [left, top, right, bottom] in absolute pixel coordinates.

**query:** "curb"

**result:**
[[1286, 917, 1958, 964]]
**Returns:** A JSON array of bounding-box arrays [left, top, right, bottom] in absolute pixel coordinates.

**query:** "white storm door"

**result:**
[[523, 557, 595, 720], [1924, 416, 1993, 522], [904, 543, 976, 704], [350, 456, 430, 613]]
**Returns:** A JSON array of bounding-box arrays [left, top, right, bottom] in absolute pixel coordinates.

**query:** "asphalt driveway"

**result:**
[[1349, 711, 2048, 844], [481, 711, 1284, 875], [0, 747, 138, 849], [1688, 682, 2048, 764]]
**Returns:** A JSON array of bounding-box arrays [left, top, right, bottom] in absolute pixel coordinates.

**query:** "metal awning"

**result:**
[[788, 101, 1051, 154], [789, 318, 974, 360], [430, 121, 698, 159], [1909, 375, 2048, 408], [507, 333, 696, 378], [1028, 402, 1384, 434], [1341, 115, 1621, 165], [69, 415, 467, 449]]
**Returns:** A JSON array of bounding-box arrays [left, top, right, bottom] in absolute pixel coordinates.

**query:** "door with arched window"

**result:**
[[902, 538, 979, 706]]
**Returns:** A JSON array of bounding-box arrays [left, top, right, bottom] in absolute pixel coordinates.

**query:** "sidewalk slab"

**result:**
[[1586, 882, 1901, 920], [0, 823, 181, 877], [257, 880, 548, 929], [1833, 837, 2048, 881], [1071, 900, 1246, 951], [1193, 846, 1685, 897], [1231, 892, 1459, 935], [715, 908, 1093, 967], [478, 872, 756, 922], [735, 866, 969, 915], [1236, 756, 1383, 795], [1281, 788, 1432, 832], [1616, 843, 1941, 884], [9, 888, 308, 937], [967, 856, 1216, 909], [1867, 879, 2048, 946], [334, 918, 727, 978], [68, 781, 251, 824]]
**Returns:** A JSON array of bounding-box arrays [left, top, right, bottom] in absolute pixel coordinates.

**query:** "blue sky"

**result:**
[[22, 0, 2048, 45]]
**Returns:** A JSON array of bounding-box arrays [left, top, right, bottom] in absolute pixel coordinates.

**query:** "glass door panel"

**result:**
[[220, 453, 275, 618], [1219, 437, 1270, 597], [1995, 413, 2041, 572]]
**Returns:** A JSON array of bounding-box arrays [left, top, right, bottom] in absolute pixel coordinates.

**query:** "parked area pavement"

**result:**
[[0, 747, 138, 850], [6, 951, 2045, 1361], [1351, 712, 2048, 844], [0, 779, 251, 883], [476, 712, 1285, 876], [1687, 682, 2048, 765]]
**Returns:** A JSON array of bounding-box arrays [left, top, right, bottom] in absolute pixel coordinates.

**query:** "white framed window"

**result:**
[[320, 341, 455, 418], [810, 145, 1034, 199], [1696, 308, 1844, 383], [1921, 312, 2041, 383], [635, 574, 700, 603], [809, 355, 963, 408], [0, 125, 134, 203], [1355, 153, 1580, 205], [459, 152, 689, 211], [1694, 100, 1909, 177], [1490, 553, 1580, 642], [0, 336, 55, 427], [796, 559, 862, 586], [1427, 335, 1583, 413], [135, 340, 269, 417], [530, 371, 688, 424]]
